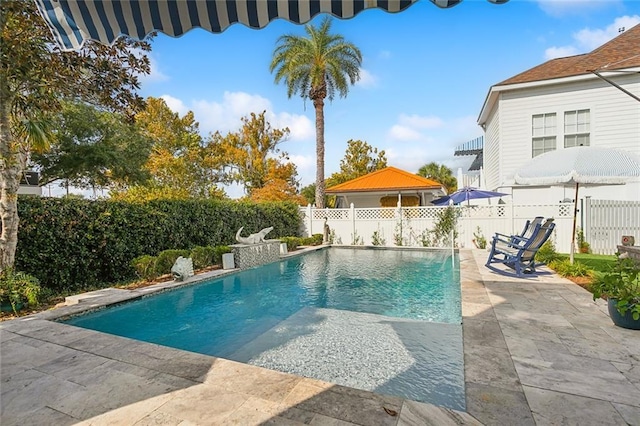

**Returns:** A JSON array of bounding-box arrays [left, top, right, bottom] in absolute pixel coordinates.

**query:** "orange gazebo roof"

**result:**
[[326, 167, 443, 193]]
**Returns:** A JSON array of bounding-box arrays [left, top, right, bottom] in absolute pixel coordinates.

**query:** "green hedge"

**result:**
[[281, 234, 324, 252], [16, 196, 301, 292]]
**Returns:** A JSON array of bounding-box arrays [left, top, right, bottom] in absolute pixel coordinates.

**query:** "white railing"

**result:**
[[300, 203, 578, 253], [584, 198, 640, 255]]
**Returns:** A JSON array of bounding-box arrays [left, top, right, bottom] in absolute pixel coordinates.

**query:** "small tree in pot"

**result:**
[[591, 254, 640, 330]]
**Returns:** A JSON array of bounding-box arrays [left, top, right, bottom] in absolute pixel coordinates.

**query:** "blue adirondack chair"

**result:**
[[493, 216, 544, 246], [485, 218, 555, 277]]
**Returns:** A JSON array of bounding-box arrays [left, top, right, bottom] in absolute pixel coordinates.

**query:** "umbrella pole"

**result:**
[[570, 182, 579, 264]]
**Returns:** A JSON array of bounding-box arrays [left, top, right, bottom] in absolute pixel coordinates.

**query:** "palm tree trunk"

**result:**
[[314, 98, 326, 209], [0, 100, 25, 271]]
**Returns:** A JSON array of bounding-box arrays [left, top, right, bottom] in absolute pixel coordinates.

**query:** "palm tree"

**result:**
[[270, 17, 362, 208], [417, 162, 458, 195]]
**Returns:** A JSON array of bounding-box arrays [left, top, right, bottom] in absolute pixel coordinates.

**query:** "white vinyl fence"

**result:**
[[299, 200, 638, 255], [584, 198, 640, 255]]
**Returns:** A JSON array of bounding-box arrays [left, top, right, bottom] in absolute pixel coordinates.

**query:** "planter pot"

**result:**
[[608, 299, 640, 330], [0, 300, 23, 313]]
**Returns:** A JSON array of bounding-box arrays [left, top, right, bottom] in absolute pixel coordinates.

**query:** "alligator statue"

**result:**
[[235, 226, 274, 244]]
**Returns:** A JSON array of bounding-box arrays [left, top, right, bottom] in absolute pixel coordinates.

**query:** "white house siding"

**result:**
[[483, 101, 501, 190], [490, 74, 640, 200]]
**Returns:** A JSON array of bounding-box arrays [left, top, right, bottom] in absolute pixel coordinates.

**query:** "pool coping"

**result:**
[[3, 248, 638, 425]]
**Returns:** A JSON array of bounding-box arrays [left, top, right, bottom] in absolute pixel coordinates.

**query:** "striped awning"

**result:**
[[35, 0, 509, 51]]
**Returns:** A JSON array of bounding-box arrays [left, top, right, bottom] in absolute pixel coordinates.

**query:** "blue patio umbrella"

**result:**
[[432, 187, 508, 206]]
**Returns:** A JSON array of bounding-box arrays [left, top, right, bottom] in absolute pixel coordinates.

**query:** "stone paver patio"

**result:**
[[1, 248, 639, 425]]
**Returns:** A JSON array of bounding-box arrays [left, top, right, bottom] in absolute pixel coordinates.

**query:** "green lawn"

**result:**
[[556, 253, 617, 275]]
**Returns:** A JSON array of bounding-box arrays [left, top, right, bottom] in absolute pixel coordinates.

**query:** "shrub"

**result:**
[[213, 246, 232, 265], [131, 255, 158, 281], [191, 246, 215, 269], [576, 228, 591, 254], [419, 229, 433, 247], [310, 234, 324, 245], [328, 229, 342, 245], [16, 196, 301, 292], [0, 269, 41, 313], [393, 221, 404, 246], [155, 249, 191, 275], [590, 254, 640, 320], [350, 231, 363, 245], [548, 259, 593, 278], [431, 206, 460, 247], [473, 226, 487, 249], [300, 237, 312, 245], [535, 239, 560, 264], [281, 236, 301, 252], [372, 229, 386, 246]]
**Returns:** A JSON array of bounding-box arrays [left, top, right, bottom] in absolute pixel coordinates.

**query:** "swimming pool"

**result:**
[[63, 247, 464, 410]]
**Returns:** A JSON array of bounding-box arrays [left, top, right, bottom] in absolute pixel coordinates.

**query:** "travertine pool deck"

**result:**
[[1, 248, 639, 425]]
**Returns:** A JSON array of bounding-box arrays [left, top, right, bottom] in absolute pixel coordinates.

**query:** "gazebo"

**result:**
[[326, 167, 446, 208]]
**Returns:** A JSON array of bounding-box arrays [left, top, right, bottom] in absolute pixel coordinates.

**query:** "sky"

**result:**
[[50, 0, 640, 198]]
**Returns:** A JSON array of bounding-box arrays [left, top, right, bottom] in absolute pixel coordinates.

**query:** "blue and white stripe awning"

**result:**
[[35, 0, 509, 51]]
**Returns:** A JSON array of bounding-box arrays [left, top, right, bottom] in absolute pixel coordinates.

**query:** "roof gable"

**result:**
[[326, 167, 442, 193], [499, 24, 640, 85]]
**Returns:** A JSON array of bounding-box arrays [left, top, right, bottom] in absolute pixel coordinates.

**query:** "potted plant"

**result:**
[[590, 254, 640, 330], [0, 269, 41, 315]]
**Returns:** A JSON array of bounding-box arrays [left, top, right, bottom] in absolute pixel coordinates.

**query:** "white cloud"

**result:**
[[136, 52, 169, 85], [288, 154, 316, 185], [383, 115, 482, 173], [160, 95, 188, 115], [156, 92, 314, 142], [385, 145, 434, 173], [398, 114, 444, 130], [147, 56, 169, 82], [544, 15, 640, 60], [388, 125, 423, 141], [544, 46, 579, 60], [536, 0, 623, 18], [387, 113, 446, 142], [191, 91, 272, 134], [573, 15, 640, 50], [356, 69, 377, 88], [270, 112, 314, 141]]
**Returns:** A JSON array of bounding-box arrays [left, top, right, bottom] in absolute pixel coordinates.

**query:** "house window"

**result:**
[[532, 113, 556, 157], [564, 109, 590, 147]]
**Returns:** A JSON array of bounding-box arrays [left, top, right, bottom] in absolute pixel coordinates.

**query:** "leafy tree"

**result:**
[[417, 162, 458, 195], [327, 139, 387, 187], [211, 111, 294, 196], [270, 17, 362, 208], [109, 184, 225, 203], [300, 183, 316, 206], [250, 159, 306, 204], [133, 97, 225, 198], [0, 1, 151, 270], [32, 102, 151, 194]]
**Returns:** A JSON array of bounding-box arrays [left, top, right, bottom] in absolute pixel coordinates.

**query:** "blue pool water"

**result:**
[[63, 248, 464, 409]]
